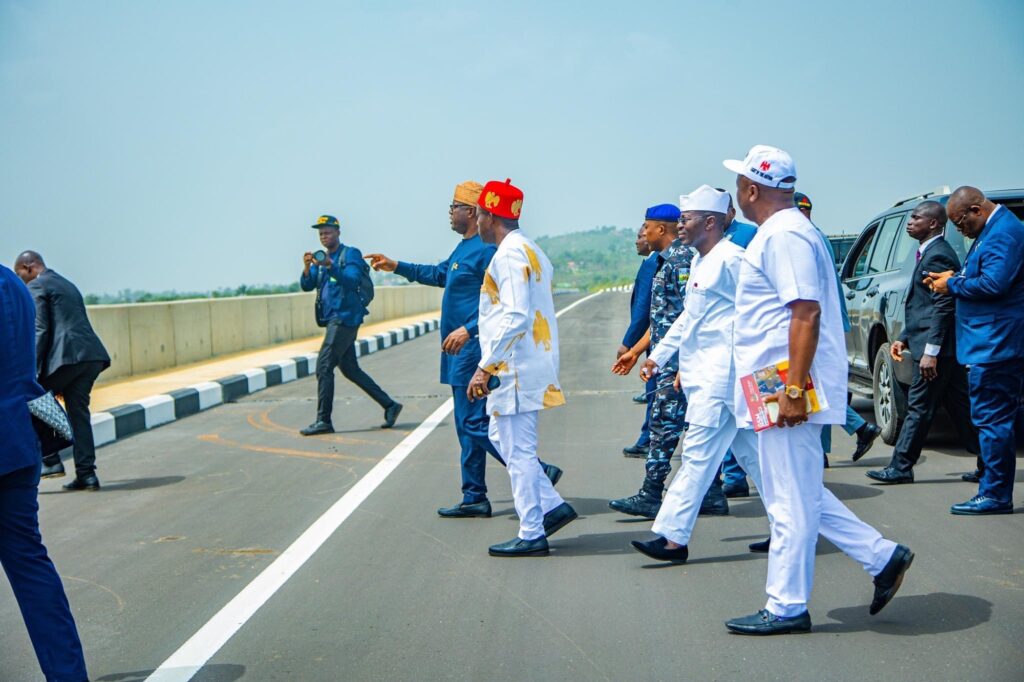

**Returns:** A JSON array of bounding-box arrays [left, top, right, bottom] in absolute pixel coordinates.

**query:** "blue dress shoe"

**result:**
[[631, 536, 688, 563], [542, 463, 563, 486], [632, 393, 647, 404], [870, 544, 914, 615], [950, 495, 1013, 516], [488, 536, 549, 557], [609, 491, 661, 519], [698, 482, 729, 516], [543, 502, 577, 537], [437, 500, 492, 518], [726, 609, 811, 635], [622, 444, 649, 458], [748, 538, 770, 553], [866, 466, 914, 484]]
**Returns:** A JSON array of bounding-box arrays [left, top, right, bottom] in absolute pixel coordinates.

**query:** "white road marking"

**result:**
[[145, 290, 604, 682]]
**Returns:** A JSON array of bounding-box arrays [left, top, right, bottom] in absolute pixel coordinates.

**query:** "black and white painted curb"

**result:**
[[89, 318, 440, 447]]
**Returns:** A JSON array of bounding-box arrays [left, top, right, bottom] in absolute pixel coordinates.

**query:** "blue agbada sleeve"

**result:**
[[394, 259, 450, 288], [622, 255, 657, 347]]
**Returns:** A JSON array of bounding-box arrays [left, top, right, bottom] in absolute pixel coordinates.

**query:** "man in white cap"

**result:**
[[629, 185, 766, 564], [723, 145, 914, 635]]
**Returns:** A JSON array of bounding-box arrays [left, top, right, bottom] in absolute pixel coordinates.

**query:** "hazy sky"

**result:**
[[2, 1, 1022, 295]]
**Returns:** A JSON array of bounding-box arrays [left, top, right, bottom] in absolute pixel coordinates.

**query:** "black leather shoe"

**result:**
[[437, 500, 492, 518], [543, 502, 577, 537], [632, 393, 647, 404], [851, 423, 882, 462], [726, 609, 811, 635], [870, 544, 914, 615], [41, 461, 66, 479], [950, 495, 1013, 516], [488, 536, 549, 557], [382, 402, 403, 429], [723, 482, 750, 498], [749, 538, 770, 553], [866, 466, 914, 484], [542, 463, 563, 486], [699, 483, 729, 516], [300, 421, 334, 436], [609, 491, 661, 519], [622, 444, 649, 458], [631, 536, 688, 563], [961, 470, 982, 483], [63, 474, 100, 491]]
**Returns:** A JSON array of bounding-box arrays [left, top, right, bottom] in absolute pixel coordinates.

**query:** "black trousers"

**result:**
[[316, 323, 393, 424], [890, 355, 979, 473], [40, 361, 105, 477]]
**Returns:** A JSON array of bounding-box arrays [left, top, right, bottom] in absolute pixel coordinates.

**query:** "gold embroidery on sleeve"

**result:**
[[543, 385, 566, 408], [523, 245, 542, 282], [532, 310, 552, 351], [482, 271, 500, 304]]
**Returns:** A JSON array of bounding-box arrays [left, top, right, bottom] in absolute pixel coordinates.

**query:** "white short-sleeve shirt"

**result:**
[[733, 207, 848, 426]]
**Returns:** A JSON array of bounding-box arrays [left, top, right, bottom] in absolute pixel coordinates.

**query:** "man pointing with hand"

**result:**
[[367, 181, 561, 519]]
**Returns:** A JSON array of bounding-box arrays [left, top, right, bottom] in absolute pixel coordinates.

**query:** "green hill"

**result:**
[[535, 226, 639, 292]]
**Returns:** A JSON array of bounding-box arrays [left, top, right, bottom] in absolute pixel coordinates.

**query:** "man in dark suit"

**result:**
[[927, 187, 1024, 515], [620, 226, 660, 458], [867, 201, 979, 484], [0, 264, 89, 681], [14, 251, 110, 491]]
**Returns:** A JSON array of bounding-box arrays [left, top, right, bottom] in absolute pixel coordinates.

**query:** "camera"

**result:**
[[312, 249, 329, 265]]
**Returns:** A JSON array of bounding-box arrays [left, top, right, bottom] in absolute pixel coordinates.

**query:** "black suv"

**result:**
[[841, 187, 1024, 443]]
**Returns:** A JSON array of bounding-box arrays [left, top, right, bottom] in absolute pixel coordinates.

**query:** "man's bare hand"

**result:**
[[467, 368, 491, 403], [365, 254, 398, 272], [919, 354, 939, 381], [673, 372, 681, 392], [638, 359, 659, 382], [616, 344, 629, 359], [764, 391, 808, 428], [612, 351, 638, 376], [890, 340, 907, 363], [925, 270, 954, 295], [442, 327, 471, 355]]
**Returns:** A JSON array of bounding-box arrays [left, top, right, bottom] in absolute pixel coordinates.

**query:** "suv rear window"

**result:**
[[866, 213, 905, 274]]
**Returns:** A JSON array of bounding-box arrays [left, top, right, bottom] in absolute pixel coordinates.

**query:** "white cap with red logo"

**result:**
[[722, 145, 797, 189]]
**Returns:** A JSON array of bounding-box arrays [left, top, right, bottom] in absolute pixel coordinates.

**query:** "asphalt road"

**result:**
[[2, 291, 1023, 682]]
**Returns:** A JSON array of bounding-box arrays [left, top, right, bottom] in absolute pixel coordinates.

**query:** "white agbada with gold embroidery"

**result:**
[[478, 230, 565, 416]]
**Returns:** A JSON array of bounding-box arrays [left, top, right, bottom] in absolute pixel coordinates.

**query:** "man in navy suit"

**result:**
[[868, 201, 979, 483], [0, 264, 88, 680], [927, 186, 1024, 515], [620, 226, 661, 458]]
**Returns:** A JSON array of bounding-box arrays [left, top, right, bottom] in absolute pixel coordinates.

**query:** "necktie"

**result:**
[[915, 250, 921, 263]]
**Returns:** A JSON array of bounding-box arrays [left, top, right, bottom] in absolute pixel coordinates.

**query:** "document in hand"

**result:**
[[740, 360, 828, 432]]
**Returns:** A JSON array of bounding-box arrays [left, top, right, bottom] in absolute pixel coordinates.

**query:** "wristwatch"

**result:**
[[785, 385, 805, 400]]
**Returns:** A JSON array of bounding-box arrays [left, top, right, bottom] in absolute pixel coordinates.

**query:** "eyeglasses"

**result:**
[[449, 203, 473, 211], [952, 207, 975, 227]]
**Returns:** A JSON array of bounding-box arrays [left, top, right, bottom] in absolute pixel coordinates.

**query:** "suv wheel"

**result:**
[[872, 344, 905, 445]]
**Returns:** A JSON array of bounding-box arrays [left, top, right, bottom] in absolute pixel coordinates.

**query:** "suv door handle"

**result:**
[[845, 291, 855, 300], [866, 286, 879, 297]]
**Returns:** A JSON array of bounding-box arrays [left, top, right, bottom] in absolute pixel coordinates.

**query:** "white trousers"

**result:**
[[489, 411, 564, 540], [652, 408, 763, 546], [759, 423, 898, 617]]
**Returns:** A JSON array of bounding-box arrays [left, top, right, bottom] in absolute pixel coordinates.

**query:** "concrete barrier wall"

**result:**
[[88, 286, 442, 382]]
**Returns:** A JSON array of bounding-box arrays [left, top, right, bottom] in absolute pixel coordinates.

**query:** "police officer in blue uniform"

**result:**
[[621, 226, 661, 458], [927, 186, 1024, 515], [0, 264, 88, 681], [300, 215, 402, 435], [367, 182, 561, 517]]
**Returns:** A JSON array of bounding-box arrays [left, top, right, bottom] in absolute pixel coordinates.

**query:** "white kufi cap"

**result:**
[[681, 184, 730, 213]]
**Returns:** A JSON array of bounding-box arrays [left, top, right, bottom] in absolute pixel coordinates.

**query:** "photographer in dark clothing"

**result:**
[[299, 215, 401, 435]]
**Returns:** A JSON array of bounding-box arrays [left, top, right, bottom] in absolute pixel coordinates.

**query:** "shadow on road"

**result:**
[[818, 592, 993, 635], [40, 476, 187, 494], [824, 481, 884, 500], [550, 530, 642, 557], [96, 664, 245, 681]]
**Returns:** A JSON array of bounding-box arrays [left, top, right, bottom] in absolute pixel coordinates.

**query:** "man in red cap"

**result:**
[[468, 179, 576, 557]]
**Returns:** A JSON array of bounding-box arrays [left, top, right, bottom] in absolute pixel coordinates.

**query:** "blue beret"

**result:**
[[645, 204, 680, 222]]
